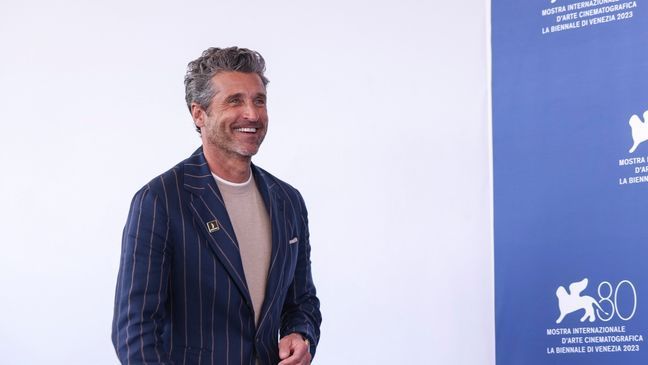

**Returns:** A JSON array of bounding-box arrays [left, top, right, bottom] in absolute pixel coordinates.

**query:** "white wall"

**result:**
[[0, 1, 493, 363]]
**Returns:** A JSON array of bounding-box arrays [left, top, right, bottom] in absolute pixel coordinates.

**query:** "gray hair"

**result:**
[[184, 47, 269, 133]]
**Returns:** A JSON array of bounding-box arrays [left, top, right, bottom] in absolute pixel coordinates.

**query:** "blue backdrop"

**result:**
[[493, 0, 648, 363]]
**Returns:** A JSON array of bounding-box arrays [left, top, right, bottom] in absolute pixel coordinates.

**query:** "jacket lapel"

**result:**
[[182, 148, 253, 310], [252, 165, 289, 329]]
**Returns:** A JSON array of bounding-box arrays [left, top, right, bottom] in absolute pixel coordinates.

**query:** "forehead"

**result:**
[[211, 71, 266, 95]]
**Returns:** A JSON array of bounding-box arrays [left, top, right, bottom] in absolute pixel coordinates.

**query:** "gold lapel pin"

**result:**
[[207, 220, 220, 233]]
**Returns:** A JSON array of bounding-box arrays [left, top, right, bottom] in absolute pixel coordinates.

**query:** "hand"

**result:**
[[278, 333, 311, 365]]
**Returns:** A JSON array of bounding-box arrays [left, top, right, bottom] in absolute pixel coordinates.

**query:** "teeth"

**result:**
[[236, 127, 257, 133]]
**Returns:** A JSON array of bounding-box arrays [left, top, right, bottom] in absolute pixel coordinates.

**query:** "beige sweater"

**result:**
[[213, 172, 272, 327]]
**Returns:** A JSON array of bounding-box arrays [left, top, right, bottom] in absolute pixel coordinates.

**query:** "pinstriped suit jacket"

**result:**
[[112, 148, 321, 365]]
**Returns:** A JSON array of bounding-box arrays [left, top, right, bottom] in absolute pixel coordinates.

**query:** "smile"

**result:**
[[235, 127, 257, 133]]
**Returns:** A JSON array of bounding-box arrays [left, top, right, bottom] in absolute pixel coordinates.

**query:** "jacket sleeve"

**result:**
[[280, 194, 322, 358], [112, 185, 174, 364]]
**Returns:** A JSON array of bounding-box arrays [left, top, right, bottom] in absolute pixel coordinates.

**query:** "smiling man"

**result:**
[[112, 47, 321, 365]]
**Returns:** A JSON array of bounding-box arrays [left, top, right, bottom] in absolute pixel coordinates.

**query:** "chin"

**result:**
[[235, 147, 260, 157]]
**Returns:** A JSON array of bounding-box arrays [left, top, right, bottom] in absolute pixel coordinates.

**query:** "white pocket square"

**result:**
[[289, 237, 299, 244]]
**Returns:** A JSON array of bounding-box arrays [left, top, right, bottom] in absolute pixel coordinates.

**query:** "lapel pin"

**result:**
[[207, 220, 220, 233]]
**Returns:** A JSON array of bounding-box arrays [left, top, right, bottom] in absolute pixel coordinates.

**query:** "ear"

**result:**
[[191, 103, 207, 129]]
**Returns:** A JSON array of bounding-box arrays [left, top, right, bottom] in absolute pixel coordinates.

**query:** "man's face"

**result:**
[[196, 71, 268, 159]]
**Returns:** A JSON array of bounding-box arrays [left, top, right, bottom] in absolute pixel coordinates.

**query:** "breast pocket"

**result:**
[[283, 235, 300, 285]]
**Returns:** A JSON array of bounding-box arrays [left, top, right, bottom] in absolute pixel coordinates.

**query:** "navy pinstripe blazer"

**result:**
[[112, 148, 321, 365]]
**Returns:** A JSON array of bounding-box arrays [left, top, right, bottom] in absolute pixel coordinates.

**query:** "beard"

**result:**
[[202, 121, 266, 158]]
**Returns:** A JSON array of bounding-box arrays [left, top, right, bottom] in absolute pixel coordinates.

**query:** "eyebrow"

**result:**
[[224, 92, 266, 101]]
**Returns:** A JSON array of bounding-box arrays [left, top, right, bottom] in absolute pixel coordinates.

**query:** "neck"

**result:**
[[202, 145, 252, 183]]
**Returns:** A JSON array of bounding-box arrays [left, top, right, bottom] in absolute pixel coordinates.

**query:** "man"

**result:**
[[112, 47, 321, 365]]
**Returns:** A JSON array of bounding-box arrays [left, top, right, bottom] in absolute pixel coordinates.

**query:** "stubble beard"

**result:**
[[204, 124, 266, 159]]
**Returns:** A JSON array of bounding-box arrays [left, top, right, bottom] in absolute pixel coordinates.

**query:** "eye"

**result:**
[[228, 97, 242, 105], [254, 97, 266, 106]]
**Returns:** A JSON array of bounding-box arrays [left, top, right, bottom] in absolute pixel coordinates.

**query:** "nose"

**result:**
[[243, 102, 259, 121]]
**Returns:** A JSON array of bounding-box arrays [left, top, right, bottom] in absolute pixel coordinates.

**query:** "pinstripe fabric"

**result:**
[[112, 148, 321, 365]]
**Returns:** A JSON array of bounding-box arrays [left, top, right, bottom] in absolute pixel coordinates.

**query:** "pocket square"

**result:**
[[289, 237, 299, 244]]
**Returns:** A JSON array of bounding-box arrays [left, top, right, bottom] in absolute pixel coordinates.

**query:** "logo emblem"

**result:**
[[628, 110, 648, 153], [555, 278, 608, 323], [207, 220, 220, 233]]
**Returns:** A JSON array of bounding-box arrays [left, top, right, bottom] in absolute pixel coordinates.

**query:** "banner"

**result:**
[[493, 0, 648, 364]]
